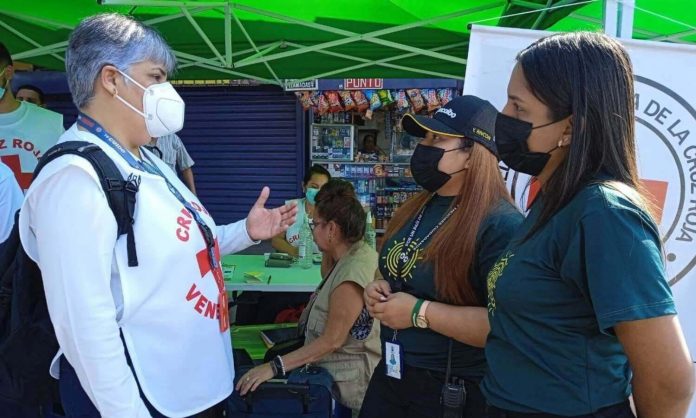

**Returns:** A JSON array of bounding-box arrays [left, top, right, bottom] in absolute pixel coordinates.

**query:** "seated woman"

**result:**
[[272, 164, 331, 257], [238, 180, 381, 415]]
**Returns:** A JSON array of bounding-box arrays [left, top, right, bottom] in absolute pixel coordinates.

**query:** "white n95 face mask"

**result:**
[[115, 69, 185, 138]]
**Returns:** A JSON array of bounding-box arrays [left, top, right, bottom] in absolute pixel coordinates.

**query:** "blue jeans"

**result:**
[[334, 403, 354, 418], [0, 400, 42, 418]]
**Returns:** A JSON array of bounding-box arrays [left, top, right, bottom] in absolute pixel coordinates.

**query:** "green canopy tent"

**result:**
[[0, 0, 694, 85]]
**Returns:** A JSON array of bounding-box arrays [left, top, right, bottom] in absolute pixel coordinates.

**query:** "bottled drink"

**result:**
[[365, 211, 377, 250], [298, 216, 313, 269]]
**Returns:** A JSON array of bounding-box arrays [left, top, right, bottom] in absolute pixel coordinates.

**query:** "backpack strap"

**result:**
[[36, 141, 139, 267]]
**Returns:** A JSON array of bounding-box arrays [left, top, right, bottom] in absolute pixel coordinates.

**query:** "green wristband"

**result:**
[[411, 298, 424, 327]]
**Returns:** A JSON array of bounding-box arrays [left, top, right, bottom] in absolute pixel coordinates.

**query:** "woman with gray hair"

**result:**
[[18, 13, 296, 418]]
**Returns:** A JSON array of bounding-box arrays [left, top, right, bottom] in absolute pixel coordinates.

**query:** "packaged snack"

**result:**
[[437, 88, 453, 106], [339, 91, 356, 111], [423, 89, 441, 112], [295, 91, 313, 111], [407, 89, 425, 112], [395, 90, 410, 111], [365, 90, 382, 111], [317, 93, 330, 115], [351, 90, 370, 112], [377, 89, 394, 106], [325, 91, 344, 113], [309, 91, 322, 112]]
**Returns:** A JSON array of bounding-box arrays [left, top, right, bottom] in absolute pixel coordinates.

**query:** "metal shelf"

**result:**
[[312, 161, 410, 166]]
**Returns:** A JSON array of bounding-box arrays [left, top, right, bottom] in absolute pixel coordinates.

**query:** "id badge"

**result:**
[[385, 340, 403, 380], [218, 292, 230, 332]]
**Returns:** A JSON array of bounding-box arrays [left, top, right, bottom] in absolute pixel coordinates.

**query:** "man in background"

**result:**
[[149, 133, 197, 194], [0, 42, 64, 191], [15, 84, 46, 107]]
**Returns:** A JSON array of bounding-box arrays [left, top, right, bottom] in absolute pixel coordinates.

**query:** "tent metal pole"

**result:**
[[176, 42, 283, 68], [143, 6, 214, 25], [229, 9, 282, 85], [0, 11, 74, 30], [224, 2, 232, 67], [0, 19, 64, 62], [101, 1, 223, 7], [173, 50, 278, 84], [651, 29, 696, 42], [181, 7, 226, 65], [231, 2, 502, 67], [11, 41, 69, 60], [289, 42, 469, 83], [603, 0, 634, 39]]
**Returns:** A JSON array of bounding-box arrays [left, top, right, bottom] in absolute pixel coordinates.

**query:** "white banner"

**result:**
[[465, 25, 696, 414]]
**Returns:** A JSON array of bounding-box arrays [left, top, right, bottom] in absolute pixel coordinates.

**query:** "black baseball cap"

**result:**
[[402, 95, 499, 158]]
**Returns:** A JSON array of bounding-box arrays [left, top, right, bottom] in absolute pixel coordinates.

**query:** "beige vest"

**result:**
[[302, 241, 381, 410]]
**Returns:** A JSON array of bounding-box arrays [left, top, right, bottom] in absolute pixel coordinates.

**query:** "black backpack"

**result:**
[[0, 141, 139, 405]]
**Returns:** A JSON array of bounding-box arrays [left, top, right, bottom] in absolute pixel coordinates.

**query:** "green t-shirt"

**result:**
[[379, 195, 523, 378], [482, 182, 676, 415]]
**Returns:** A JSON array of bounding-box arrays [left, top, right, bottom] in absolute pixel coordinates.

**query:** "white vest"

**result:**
[[23, 125, 233, 416]]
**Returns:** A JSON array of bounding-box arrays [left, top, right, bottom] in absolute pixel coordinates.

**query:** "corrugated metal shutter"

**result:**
[[45, 95, 78, 129], [46, 87, 305, 226], [178, 88, 305, 225]]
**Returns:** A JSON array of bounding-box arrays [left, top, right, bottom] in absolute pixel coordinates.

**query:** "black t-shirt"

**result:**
[[379, 195, 523, 378]]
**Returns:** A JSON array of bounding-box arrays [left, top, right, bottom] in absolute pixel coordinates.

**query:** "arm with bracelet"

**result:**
[[378, 294, 489, 348], [235, 281, 364, 395]]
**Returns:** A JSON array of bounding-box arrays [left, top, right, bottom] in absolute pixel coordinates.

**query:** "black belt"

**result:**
[[487, 400, 633, 418]]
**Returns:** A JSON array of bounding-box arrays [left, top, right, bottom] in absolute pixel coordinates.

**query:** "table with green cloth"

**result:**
[[231, 323, 299, 361], [223, 254, 322, 292]]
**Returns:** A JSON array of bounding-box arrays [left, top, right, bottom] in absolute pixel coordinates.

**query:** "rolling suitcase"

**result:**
[[227, 364, 333, 418]]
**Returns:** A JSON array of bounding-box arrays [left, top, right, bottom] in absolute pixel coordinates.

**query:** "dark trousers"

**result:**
[[59, 356, 222, 418], [487, 401, 634, 418], [359, 359, 487, 418]]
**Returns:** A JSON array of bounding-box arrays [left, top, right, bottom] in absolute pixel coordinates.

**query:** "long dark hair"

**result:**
[[518, 31, 655, 238], [385, 141, 512, 306]]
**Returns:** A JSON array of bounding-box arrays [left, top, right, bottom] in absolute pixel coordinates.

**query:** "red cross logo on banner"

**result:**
[[195, 239, 229, 332], [1, 154, 33, 190]]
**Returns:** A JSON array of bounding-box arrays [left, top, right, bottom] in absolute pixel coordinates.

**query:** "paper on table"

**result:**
[[243, 271, 268, 283]]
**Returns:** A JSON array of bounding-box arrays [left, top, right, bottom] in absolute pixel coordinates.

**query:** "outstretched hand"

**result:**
[[246, 187, 298, 241]]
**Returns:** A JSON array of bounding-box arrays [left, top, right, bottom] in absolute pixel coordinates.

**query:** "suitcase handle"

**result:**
[[244, 381, 313, 414]]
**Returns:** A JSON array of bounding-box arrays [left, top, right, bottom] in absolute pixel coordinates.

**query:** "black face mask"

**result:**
[[410, 143, 466, 192], [495, 113, 562, 176]]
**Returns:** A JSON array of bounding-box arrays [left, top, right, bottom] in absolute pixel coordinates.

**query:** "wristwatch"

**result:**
[[415, 300, 431, 329]]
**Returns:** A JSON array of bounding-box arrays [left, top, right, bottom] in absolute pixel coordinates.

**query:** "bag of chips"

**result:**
[[325, 91, 344, 113], [295, 91, 313, 111], [423, 89, 441, 112], [339, 91, 356, 111], [309, 91, 322, 112], [365, 90, 382, 111], [377, 90, 394, 106], [407, 89, 425, 112], [351, 91, 370, 112], [317, 93, 330, 115], [437, 89, 453, 106], [394, 90, 410, 111]]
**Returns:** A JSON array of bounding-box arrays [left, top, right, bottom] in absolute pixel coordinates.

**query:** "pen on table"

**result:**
[[267, 275, 272, 284]]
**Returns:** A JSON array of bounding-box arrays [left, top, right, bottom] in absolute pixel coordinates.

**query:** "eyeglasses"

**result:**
[[309, 219, 328, 231]]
